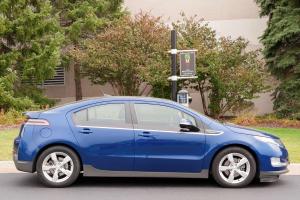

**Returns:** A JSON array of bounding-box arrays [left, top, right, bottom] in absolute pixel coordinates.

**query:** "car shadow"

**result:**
[[13, 173, 282, 189]]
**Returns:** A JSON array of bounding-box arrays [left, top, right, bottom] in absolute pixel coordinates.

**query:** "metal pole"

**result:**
[[171, 30, 177, 101]]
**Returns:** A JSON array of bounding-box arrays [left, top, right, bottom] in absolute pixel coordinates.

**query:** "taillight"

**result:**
[[25, 119, 49, 126], [18, 124, 24, 137]]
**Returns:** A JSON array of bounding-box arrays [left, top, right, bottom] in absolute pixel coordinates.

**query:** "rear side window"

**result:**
[[73, 104, 126, 127]]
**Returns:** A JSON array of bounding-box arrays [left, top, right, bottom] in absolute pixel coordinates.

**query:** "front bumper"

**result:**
[[260, 169, 289, 182]]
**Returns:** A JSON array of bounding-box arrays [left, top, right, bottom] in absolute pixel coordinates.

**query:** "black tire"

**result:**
[[36, 146, 81, 187], [211, 147, 256, 188]]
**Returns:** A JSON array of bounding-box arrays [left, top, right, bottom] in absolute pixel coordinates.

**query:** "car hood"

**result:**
[[225, 123, 279, 139]]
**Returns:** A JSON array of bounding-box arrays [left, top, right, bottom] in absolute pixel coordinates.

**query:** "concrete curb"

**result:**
[[1, 161, 300, 175], [0, 161, 22, 173]]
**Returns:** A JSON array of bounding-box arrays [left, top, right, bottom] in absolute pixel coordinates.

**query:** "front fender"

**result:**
[[202, 132, 288, 172]]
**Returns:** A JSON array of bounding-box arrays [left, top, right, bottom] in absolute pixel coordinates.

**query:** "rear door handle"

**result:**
[[79, 128, 92, 134], [138, 131, 153, 137]]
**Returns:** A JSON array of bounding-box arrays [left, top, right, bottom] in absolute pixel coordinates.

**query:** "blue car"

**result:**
[[13, 96, 289, 187]]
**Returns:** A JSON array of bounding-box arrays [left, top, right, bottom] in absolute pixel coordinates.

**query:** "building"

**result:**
[[43, 0, 274, 115]]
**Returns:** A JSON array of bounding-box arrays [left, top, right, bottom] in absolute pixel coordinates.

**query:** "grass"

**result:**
[[0, 127, 299, 162], [0, 129, 19, 160], [255, 127, 300, 163]]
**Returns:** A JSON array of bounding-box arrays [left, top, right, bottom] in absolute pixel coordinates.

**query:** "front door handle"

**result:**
[[79, 128, 92, 134]]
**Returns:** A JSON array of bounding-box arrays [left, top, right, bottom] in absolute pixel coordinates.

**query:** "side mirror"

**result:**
[[179, 119, 199, 132]]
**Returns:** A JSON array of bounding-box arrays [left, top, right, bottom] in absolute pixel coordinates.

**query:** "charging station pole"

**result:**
[[171, 30, 177, 101]]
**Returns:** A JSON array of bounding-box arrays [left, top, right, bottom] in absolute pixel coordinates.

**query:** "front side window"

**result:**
[[73, 103, 126, 127], [134, 104, 197, 131]]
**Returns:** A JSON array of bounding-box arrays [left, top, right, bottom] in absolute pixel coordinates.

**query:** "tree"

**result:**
[[0, 0, 64, 111], [173, 14, 218, 115], [0, 70, 35, 111], [50, 0, 124, 100], [174, 15, 268, 118], [255, 0, 300, 119], [0, 0, 63, 83], [207, 37, 268, 118], [75, 13, 170, 96]]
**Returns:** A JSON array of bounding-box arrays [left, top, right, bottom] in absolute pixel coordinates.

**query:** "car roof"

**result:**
[[43, 96, 222, 128], [45, 96, 180, 113]]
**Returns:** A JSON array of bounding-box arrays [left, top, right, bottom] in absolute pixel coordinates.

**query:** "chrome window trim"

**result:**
[[76, 125, 223, 136]]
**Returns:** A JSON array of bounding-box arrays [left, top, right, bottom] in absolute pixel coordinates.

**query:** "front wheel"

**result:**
[[212, 147, 256, 188], [36, 146, 81, 187]]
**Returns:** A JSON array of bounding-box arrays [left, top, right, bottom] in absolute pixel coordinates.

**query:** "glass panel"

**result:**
[[182, 112, 197, 126], [73, 104, 125, 126], [73, 109, 87, 124], [134, 104, 182, 127], [87, 104, 125, 121]]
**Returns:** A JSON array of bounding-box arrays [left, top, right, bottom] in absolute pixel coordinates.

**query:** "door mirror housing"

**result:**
[[179, 119, 199, 132]]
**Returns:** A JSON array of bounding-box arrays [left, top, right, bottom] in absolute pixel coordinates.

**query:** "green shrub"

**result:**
[[0, 109, 26, 126], [0, 72, 36, 112], [0, 71, 54, 112], [15, 85, 56, 108]]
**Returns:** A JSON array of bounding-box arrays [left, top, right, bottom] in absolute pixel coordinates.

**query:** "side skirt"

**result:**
[[83, 165, 209, 178]]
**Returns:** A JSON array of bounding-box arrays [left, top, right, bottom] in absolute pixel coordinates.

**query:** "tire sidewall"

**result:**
[[212, 147, 257, 188], [36, 146, 81, 187]]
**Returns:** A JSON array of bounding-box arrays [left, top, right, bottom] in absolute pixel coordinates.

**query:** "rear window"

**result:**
[[73, 103, 126, 127]]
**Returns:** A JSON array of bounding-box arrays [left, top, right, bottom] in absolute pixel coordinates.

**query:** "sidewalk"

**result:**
[[1, 161, 300, 175]]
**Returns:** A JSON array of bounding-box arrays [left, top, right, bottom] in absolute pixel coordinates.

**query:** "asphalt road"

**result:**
[[0, 174, 299, 200]]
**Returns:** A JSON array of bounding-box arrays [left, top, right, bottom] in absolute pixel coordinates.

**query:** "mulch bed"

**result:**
[[235, 122, 300, 128], [0, 124, 21, 131]]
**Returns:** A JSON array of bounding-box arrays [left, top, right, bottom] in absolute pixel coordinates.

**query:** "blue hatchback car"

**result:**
[[13, 96, 289, 187]]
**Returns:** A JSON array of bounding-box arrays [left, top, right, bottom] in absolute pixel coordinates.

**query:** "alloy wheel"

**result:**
[[41, 152, 74, 183], [218, 153, 250, 184]]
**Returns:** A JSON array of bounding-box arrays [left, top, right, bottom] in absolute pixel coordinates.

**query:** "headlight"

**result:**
[[254, 136, 283, 147]]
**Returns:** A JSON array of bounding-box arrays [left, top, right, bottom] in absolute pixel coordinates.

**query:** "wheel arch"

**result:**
[[208, 144, 260, 178], [32, 143, 83, 172]]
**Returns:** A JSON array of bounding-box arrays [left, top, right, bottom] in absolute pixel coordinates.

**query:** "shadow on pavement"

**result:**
[[12, 173, 282, 189]]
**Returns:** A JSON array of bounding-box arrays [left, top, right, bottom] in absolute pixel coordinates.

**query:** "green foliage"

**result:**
[[0, 71, 36, 111], [51, 0, 124, 44], [174, 15, 268, 118], [208, 38, 268, 118], [0, 0, 64, 83], [0, 0, 63, 111], [256, 0, 300, 119], [273, 78, 300, 119], [50, 0, 124, 100], [15, 85, 56, 108], [74, 12, 170, 96], [0, 109, 26, 126]]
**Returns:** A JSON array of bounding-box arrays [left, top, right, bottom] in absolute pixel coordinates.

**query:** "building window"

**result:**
[[43, 67, 65, 86]]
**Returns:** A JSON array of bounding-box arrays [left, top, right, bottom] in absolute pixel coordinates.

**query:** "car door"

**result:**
[[132, 102, 206, 173], [69, 102, 135, 171]]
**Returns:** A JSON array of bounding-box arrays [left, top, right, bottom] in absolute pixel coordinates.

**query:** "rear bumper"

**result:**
[[260, 169, 289, 182], [13, 152, 34, 173]]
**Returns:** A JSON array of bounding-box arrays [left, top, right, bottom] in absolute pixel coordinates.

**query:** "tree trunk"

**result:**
[[74, 63, 82, 101], [198, 82, 209, 115]]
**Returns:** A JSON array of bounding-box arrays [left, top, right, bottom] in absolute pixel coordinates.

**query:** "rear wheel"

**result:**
[[212, 147, 256, 188], [36, 146, 80, 187]]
